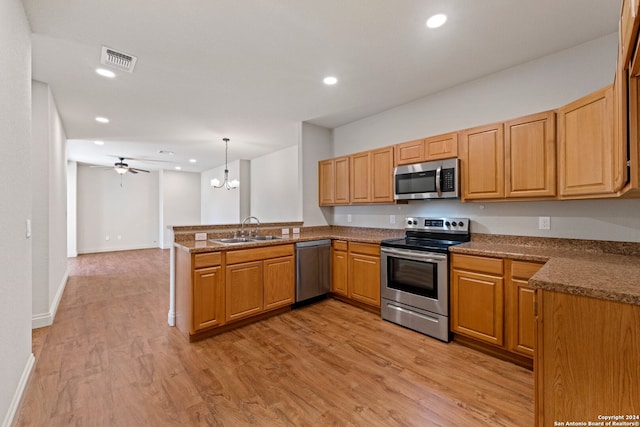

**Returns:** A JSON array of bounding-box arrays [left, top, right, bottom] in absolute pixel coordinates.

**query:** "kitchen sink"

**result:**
[[251, 235, 282, 241], [210, 237, 254, 244]]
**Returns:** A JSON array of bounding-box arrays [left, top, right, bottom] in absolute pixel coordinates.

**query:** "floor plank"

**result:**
[[16, 248, 533, 426]]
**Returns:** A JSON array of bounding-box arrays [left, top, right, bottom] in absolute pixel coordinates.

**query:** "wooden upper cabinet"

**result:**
[[505, 111, 556, 198], [557, 85, 617, 198], [425, 132, 458, 161], [395, 132, 458, 166], [349, 146, 395, 204], [621, 0, 640, 65], [318, 156, 349, 206], [460, 123, 505, 200], [350, 151, 371, 203], [395, 139, 424, 165], [371, 146, 395, 202]]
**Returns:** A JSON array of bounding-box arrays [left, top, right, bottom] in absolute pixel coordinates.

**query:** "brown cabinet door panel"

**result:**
[[263, 256, 295, 311], [225, 261, 263, 322], [460, 123, 505, 200], [348, 252, 380, 307], [192, 266, 224, 333]]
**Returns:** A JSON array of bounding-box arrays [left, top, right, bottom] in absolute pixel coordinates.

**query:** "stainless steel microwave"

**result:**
[[394, 158, 459, 200]]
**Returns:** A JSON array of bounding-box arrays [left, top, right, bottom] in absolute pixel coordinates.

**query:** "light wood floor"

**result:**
[[16, 249, 533, 426]]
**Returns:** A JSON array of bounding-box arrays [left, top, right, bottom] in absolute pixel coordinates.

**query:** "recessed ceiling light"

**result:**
[[189, 159, 197, 163], [175, 166, 182, 170], [95, 116, 110, 123], [95, 68, 115, 78], [323, 76, 338, 85], [94, 140, 104, 146], [426, 14, 447, 29]]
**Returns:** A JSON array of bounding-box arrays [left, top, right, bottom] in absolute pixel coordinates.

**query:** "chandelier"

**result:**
[[211, 137, 239, 190]]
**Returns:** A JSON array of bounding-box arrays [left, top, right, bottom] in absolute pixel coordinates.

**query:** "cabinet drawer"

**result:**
[[452, 254, 503, 275], [226, 244, 294, 265], [333, 240, 348, 251], [194, 252, 222, 269], [349, 242, 380, 256], [511, 261, 544, 280]]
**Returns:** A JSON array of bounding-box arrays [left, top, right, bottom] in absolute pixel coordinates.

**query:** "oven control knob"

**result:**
[[457, 221, 464, 227], [445, 221, 451, 227]]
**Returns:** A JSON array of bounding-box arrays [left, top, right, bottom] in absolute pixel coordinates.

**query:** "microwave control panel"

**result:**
[[442, 168, 455, 192]]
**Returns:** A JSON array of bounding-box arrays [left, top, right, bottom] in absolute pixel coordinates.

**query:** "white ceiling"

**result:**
[[23, 0, 620, 173]]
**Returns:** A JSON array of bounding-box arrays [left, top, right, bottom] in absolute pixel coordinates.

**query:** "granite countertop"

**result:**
[[174, 227, 405, 253], [450, 240, 640, 306]]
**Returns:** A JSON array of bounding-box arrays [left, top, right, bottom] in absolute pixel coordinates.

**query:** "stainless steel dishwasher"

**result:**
[[295, 239, 331, 303]]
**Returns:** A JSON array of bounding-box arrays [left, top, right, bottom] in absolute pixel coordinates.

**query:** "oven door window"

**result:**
[[387, 257, 438, 299], [395, 170, 436, 195]]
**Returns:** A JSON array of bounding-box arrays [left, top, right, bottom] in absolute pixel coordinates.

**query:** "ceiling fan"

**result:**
[[112, 157, 149, 175], [90, 156, 151, 175]]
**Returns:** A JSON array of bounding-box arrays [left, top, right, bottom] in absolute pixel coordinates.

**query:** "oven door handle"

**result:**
[[381, 247, 447, 263]]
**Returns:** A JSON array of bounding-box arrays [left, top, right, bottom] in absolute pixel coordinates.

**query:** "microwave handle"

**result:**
[[435, 166, 442, 195]]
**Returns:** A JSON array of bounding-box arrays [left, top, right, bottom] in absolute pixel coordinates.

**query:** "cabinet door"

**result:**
[[334, 156, 350, 204], [331, 247, 348, 297], [263, 256, 295, 311], [225, 261, 263, 323], [318, 159, 335, 206], [558, 85, 615, 197], [460, 123, 505, 200], [395, 139, 424, 165], [451, 268, 504, 346], [371, 146, 394, 203], [348, 251, 380, 307], [192, 266, 225, 333], [507, 261, 542, 358], [425, 132, 458, 161], [505, 112, 556, 198], [350, 152, 371, 203]]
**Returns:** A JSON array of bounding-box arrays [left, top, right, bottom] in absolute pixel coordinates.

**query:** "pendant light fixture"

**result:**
[[211, 137, 240, 190]]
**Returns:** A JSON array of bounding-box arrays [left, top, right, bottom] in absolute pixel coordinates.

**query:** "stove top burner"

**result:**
[[380, 217, 471, 253]]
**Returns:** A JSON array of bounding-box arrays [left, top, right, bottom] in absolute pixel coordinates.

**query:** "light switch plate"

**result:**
[[195, 232, 207, 241], [292, 227, 300, 234], [281, 228, 290, 235]]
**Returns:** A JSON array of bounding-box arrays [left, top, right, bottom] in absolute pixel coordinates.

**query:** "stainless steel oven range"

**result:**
[[380, 217, 470, 342]]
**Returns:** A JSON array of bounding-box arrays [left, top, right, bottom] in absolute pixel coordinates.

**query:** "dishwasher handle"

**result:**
[[295, 239, 331, 248]]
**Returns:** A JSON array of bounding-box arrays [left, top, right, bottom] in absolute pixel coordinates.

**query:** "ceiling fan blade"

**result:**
[[128, 169, 138, 174], [129, 168, 150, 173]]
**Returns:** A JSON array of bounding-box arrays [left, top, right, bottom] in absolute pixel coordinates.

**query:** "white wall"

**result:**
[[67, 161, 77, 257], [250, 145, 302, 223], [31, 81, 68, 328], [76, 164, 159, 253], [334, 33, 618, 155], [326, 33, 640, 242], [0, 1, 34, 425], [201, 159, 249, 224], [160, 170, 201, 248], [300, 123, 333, 226]]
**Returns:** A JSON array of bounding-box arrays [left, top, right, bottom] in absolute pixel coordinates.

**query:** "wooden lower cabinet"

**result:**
[[331, 240, 381, 309], [225, 244, 295, 324], [349, 245, 381, 307], [193, 265, 225, 331], [331, 240, 348, 297], [451, 255, 504, 346], [175, 250, 226, 339], [225, 261, 263, 322], [506, 260, 541, 358], [451, 254, 541, 362], [535, 290, 640, 426], [263, 256, 295, 310]]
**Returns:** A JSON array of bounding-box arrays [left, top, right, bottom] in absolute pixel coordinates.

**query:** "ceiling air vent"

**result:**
[[100, 46, 137, 72]]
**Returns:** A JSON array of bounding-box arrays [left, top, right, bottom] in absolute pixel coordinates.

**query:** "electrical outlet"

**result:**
[[281, 228, 290, 236], [292, 227, 300, 234], [195, 232, 207, 241], [538, 216, 550, 230], [390, 215, 396, 224], [347, 214, 352, 223]]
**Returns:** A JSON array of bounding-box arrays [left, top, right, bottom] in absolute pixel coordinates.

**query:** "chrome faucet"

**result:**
[[241, 216, 260, 237]]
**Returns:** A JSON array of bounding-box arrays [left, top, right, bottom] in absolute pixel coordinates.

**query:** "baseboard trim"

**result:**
[[77, 244, 159, 254], [32, 269, 69, 329], [1, 353, 35, 427]]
